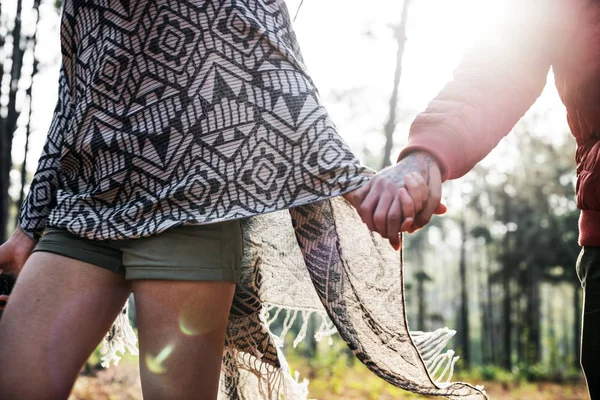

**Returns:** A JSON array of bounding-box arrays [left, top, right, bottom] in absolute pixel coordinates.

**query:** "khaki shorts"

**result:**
[[33, 221, 243, 283]]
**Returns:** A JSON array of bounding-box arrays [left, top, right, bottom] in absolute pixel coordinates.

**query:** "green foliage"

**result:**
[[465, 365, 518, 385], [453, 363, 583, 386], [518, 363, 550, 382], [82, 346, 105, 376]]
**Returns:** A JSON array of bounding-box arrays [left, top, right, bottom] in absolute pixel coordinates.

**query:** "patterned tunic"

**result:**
[[16, 1, 488, 397], [19, 0, 368, 241]]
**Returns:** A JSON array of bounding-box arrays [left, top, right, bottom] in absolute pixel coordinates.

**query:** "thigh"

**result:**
[[0, 252, 131, 400], [132, 280, 235, 400]]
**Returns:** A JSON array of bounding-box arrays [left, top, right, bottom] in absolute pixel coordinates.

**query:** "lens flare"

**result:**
[[145, 343, 175, 374], [178, 313, 200, 336], [179, 315, 200, 336], [178, 302, 215, 336]]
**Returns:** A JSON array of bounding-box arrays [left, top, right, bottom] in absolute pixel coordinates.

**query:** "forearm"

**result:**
[[391, 151, 442, 186], [400, 0, 555, 180]]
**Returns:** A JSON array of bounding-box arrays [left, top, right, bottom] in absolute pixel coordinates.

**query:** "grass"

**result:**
[[69, 351, 589, 400]]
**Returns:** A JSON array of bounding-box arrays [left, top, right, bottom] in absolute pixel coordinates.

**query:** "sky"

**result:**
[[289, 0, 570, 165], [12, 0, 571, 175]]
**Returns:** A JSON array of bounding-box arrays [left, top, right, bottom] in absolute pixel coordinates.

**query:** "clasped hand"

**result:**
[[345, 151, 447, 250], [0, 227, 36, 311]]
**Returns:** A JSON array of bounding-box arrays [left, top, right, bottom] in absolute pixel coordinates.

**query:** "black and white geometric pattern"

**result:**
[[18, 1, 488, 397], [19, 0, 368, 241]]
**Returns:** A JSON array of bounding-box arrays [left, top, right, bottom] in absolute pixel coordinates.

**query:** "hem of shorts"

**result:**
[[33, 243, 122, 274], [48, 174, 373, 242], [125, 267, 239, 282]]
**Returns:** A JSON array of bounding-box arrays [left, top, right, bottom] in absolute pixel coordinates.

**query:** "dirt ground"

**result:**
[[68, 361, 589, 400]]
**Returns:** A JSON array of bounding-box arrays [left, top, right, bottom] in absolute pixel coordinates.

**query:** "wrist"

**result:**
[[397, 146, 447, 178], [397, 151, 441, 179], [12, 226, 37, 252]]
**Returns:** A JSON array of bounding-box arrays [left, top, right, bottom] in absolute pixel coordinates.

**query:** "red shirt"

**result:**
[[400, 0, 600, 246]]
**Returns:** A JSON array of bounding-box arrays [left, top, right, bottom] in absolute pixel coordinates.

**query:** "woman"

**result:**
[[0, 0, 468, 399]]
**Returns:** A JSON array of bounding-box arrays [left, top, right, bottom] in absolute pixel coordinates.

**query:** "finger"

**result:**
[[404, 172, 427, 212], [373, 191, 394, 237], [0, 294, 8, 311], [434, 202, 448, 215], [400, 218, 413, 232], [414, 201, 446, 230], [351, 181, 373, 208], [386, 196, 403, 247], [358, 187, 380, 231], [398, 188, 416, 226], [407, 225, 419, 234], [414, 182, 442, 229], [342, 190, 358, 208]]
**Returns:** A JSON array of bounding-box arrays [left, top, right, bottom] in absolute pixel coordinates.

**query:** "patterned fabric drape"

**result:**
[[19, 0, 486, 396], [213, 197, 486, 399]]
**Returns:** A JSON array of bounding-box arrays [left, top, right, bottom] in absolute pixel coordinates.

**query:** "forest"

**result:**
[[0, 0, 588, 398]]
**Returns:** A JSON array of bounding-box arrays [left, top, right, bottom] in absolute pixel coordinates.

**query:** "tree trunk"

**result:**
[[381, 0, 411, 169], [525, 264, 541, 364], [481, 248, 494, 364], [501, 190, 512, 370], [18, 0, 41, 213], [1, 0, 25, 242], [0, 1, 5, 241], [574, 281, 582, 369], [479, 254, 487, 364], [417, 276, 426, 331], [458, 211, 470, 368]]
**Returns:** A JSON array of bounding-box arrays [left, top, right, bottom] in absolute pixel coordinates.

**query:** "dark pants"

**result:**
[[578, 246, 600, 399]]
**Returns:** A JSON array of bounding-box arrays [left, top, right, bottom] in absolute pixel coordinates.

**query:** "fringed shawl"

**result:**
[[104, 196, 487, 399]]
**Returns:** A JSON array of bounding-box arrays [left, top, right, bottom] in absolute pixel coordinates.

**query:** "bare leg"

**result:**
[[0, 252, 131, 400], [133, 280, 235, 400]]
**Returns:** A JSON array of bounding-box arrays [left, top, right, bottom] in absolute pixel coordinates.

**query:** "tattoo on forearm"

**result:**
[[382, 151, 437, 185]]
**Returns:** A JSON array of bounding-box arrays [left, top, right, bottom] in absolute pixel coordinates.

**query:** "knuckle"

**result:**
[[381, 180, 394, 190], [358, 203, 371, 214], [414, 196, 424, 207], [414, 173, 426, 184], [405, 179, 417, 189], [389, 211, 402, 222], [373, 213, 386, 228]]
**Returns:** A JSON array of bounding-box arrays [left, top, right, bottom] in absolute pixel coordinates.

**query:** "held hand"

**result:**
[[345, 151, 447, 250], [0, 227, 36, 277]]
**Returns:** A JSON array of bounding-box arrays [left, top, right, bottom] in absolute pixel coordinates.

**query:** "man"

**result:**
[[352, 1, 600, 398]]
